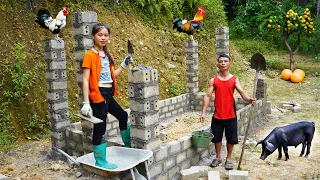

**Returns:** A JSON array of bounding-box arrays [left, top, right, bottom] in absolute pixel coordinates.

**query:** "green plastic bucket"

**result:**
[[191, 130, 214, 148]]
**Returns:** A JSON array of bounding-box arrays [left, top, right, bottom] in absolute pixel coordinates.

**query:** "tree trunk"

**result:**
[[289, 52, 294, 71], [283, 31, 295, 71], [317, 0, 320, 17]]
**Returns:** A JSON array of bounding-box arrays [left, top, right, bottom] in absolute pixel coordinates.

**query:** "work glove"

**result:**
[[81, 102, 92, 117], [120, 55, 133, 68]]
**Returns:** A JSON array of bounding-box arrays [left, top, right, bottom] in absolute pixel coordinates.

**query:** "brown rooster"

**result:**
[[35, 7, 68, 40], [173, 7, 205, 40]]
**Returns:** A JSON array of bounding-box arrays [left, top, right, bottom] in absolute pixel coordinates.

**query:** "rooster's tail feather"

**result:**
[[35, 8, 51, 29], [173, 18, 182, 30]]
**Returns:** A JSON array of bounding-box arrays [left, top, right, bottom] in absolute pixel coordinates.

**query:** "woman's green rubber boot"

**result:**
[[93, 143, 117, 169], [120, 125, 131, 148]]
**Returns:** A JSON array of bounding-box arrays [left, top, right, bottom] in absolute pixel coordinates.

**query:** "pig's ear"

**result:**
[[255, 140, 263, 147], [265, 141, 276, 152]]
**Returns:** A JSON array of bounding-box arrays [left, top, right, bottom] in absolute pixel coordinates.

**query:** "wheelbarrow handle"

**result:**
[[52, 147, 80, 166]]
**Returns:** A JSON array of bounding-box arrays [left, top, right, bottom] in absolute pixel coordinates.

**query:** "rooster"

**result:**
[[35, 7, 68, 40], [173, 7, 205, 40]]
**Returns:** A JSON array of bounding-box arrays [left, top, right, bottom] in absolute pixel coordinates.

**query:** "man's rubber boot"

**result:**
[[120, 125, 131, 148], [93, 142, 117, 169]]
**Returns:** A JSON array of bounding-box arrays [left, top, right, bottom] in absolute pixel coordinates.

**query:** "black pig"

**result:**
[[256, 121, 315, 161]]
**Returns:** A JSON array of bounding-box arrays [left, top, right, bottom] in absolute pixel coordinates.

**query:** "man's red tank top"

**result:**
[[213, 76, 236, 120]]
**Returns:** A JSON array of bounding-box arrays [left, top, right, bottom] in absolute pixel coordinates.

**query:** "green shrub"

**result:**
[[168, 83, 185, 96]]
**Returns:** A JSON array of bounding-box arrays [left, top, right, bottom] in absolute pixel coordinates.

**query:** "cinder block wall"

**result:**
[[158, 94, 189, 121], [60, 19, 272, 179]]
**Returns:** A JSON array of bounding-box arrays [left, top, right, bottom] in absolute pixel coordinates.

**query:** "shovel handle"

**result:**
[[52, 147, 80, 166], [237, 71, 258, 170]]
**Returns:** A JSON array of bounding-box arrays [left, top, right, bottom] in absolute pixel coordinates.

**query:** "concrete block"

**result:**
[[50, 119, 70, 131], [190, 166, 209, 177], [179, 135, 192, 150], [128, 69, 151, 83], [44, 38, 64, 51], [131, 126, 152, 141], [282, 104, 294, 110], [72, 11, 97, 27], [160, 132, 168, 141], [292, 106, 302, 113], [44, 51, 58, 59], [168, 166, 179, 179], [70, 129, 83, 142], [47, 91, 60, 101], [186, 148, 196, 158], [82, 141, 93, 152], [191, 154, 200, 165], [208, 171, 220, 180], [0, 174, 8, 180], [180, 168, 200, 180], [185, 40, 198, 48], [74, 36, 93, 49], [75, 50, 87, 60], [164, 157, 176, 171], [229, 170, 248, 180], [129, 85, 159, 99], [130, 99, 151, 112], [216, 26, 229, 35], [168, 140, 181, 155], [130, 112, 159, 127], [154, 124, 160, 138], [176, 151, 187, 164], [48, 101, 68, 111], [47, 81, 67, 90], [46, 71, 59, 80], [149, 163, 163, 179], [47, 61, 66, 70], [151, 69, 158, 82], [50, 130, 65, 140], [51, 139, 66, 149], [48, 109, 69, 121], [73, 24, 92, 36], [185, 47, 198, 53], [158, 100, 165, 108], [155, 172, 168, 180], [155, 145, 168, 162], [180, 159, 191, 170], [131, 138, 161, 152]]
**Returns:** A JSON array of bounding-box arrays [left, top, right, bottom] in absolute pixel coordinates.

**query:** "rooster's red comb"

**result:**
[[198, 7, 205, 12]]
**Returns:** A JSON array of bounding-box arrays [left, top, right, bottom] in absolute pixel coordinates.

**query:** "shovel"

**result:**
[[127, 40, 134, 69], [237, 53, 266, 170]]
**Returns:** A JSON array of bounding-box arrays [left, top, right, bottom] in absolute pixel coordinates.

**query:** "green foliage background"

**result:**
[[0, 0, 227, 150]]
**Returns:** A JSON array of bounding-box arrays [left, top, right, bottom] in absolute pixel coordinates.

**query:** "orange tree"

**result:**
[[265, 7, 316, 71]]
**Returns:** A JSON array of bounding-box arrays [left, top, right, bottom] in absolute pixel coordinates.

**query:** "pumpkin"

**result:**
[[291, 72, 303, 83], [281, 69, 292, 81], [294, 69, 305, 79]]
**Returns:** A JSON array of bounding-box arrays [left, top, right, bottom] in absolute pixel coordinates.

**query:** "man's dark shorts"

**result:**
[[211, 117, 238, 144]]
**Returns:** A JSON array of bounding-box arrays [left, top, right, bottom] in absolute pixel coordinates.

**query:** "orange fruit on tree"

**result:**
[[291, 72, 303, 83], [281, 69, 293, 81], [294, 69, 305, 79]]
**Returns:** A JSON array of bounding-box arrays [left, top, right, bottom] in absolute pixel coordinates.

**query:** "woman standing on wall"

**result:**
[[80, 22, 132, 169]]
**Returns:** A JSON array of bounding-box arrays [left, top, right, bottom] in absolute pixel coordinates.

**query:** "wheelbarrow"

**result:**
[[52, 146, 153, 180]]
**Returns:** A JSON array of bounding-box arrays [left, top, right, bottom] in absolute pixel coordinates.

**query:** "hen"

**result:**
[[35, 7, 68, 40], [173, 7, 205, 40]]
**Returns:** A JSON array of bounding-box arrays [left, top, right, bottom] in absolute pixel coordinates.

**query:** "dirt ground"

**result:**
[[0, 108, 319, 180]]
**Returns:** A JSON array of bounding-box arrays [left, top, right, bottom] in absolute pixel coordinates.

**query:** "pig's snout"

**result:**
[[260, 155, 266, 160]]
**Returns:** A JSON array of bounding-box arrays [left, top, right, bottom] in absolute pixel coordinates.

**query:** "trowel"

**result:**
[[127, 40, 134, 69]]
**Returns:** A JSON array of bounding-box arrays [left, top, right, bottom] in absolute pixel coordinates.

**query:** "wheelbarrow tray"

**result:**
[[77, 146, 153, 175]]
